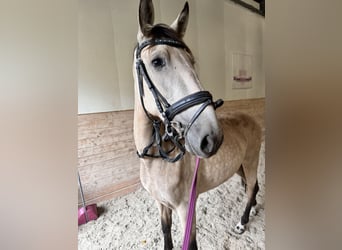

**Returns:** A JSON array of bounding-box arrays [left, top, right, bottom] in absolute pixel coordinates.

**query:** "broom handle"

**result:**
[[78, 171, 89, 222]]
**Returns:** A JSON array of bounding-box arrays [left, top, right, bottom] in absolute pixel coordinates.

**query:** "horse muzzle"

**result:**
[[200, 132, 224, 157], [185, 115, 224, 158]]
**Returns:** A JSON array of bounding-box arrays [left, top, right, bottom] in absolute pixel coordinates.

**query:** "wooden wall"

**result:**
[[78, 110, 139, 206], [78, 98, 265, 206]]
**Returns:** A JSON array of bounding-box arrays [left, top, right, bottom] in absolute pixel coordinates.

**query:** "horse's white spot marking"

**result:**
[[234, 221, 245, 234], [251, 206, 257, 216]]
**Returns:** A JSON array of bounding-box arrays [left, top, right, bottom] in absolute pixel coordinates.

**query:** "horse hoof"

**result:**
[[251, 206, 257, 216], [234, 221, 245, 234]]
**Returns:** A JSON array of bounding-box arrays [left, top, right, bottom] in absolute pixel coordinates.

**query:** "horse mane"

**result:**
[[139, 23, 195, 64]]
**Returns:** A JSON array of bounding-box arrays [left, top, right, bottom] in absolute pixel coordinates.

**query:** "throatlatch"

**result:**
[[135, 38, 223, 162]]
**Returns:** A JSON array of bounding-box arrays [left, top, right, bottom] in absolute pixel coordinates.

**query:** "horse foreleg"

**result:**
[[235, 179, 259, 234], [158, 203, 173, 250], [176, 203, 198, 250], [237, 164, 247, 192]]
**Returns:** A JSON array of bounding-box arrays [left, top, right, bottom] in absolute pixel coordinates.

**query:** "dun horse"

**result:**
[[133, 1, 262, 249]]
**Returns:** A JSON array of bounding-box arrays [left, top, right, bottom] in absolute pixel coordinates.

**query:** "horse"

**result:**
[[132, 1, 262, 249]]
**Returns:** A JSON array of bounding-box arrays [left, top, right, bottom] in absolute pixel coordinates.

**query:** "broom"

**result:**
[[78, 171, 98, 225]]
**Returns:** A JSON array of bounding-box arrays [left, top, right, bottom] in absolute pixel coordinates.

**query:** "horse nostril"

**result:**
[[200, 135, 214, 155]]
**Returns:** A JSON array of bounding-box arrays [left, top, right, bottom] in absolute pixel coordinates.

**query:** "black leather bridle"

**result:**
[[135, 38, 223, 162]]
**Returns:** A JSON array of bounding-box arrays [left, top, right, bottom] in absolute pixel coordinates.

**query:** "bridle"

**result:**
[[135, 38, 223, 162]]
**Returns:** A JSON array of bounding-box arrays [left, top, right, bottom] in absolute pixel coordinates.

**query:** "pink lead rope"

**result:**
[[182, 156, 200, 250]]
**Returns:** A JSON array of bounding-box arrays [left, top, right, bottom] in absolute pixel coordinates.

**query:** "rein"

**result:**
[[135, 38, 223, 162], [182, 156, 200, 250]]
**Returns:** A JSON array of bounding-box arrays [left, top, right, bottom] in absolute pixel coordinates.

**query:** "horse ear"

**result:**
[[170, 2, 189, 38], [138, 0, 155, 39]]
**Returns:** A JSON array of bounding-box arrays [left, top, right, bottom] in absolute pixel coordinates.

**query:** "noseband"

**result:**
[[135, 38, 223, 162]]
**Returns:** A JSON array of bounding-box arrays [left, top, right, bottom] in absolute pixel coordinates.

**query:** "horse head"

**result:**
[[134, 0, 223, 159]]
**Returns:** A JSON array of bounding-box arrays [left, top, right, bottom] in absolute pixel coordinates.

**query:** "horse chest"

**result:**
[[140, 160, 188, 206]]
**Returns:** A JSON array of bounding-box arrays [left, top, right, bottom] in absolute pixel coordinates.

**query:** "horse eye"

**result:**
[[151, 57, 165, 68]]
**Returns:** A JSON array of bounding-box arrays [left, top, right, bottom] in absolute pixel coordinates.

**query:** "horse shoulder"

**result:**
[[197, 112, 260, 193]]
